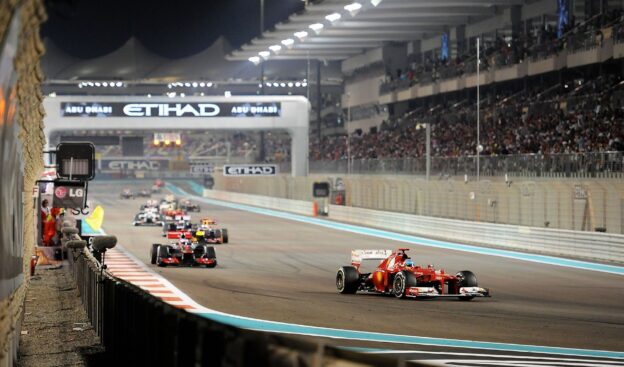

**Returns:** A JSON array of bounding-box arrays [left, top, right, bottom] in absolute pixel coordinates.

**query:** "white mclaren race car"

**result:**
[[132, 207, 163, 226]]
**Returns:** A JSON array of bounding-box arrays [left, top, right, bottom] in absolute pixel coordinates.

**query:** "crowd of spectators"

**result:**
[[382, 9, 624, 93], [310, 74, 624, 161]]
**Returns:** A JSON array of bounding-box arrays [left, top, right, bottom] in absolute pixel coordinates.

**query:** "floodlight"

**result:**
[[309, 23, 324, 33], [325, 13, 341, 22], [344, 2, 362, 15], [294, 31, 308, 40], [281, 38, 295, 47]]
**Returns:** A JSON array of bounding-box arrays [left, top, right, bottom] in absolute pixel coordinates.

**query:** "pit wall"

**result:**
[[213, 174, 624, 234], [0, 2, 46, 366]]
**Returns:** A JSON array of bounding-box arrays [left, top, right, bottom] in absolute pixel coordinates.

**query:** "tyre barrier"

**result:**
[[67, 247, 424, 366]]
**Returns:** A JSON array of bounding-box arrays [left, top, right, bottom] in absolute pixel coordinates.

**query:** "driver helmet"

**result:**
[[404, 259, 414, 268]]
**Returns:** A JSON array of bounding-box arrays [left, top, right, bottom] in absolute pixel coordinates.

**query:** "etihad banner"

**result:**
[[60, 102, 281, 118], [222, 164, 278, 176], [100, 158, 168, 171]]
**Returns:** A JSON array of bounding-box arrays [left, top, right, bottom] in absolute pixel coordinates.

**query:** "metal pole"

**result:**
[[426, 123, 431, 181], [306, 52, 311, 101], [476, 37, 480, 182], [316, 60, 322, 143], [347, 93, 351, 175], [259, 0, 264, 33]]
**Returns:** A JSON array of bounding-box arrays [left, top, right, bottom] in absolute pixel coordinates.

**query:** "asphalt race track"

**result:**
[[90, 180, 624, 364]]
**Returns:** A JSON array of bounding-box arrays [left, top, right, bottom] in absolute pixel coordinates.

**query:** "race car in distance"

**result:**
[[140, 199, 159, 210], [179, 199, 200, 212], [154, 179, 165, 188], [159, 195, 178, 213], [136, 189, 151, 198], [336, 248, 490, 300], [119, 188, 134, 199], [163, 216, 193, 238], [161, 208, 187, 222], [132, 207, 163, 226], [192, 217, 228, 244], [150, 236, 216, 267]]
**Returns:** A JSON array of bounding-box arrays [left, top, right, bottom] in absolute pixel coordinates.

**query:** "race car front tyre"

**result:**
[[456, 270, 478, 301], [150, 244, 159, 264], [393, 271, 417, 298], [336, 266, 359, 294], [222, 229, 229, 244], [204, 245, 216, 259], [204, 245, 217, 268]]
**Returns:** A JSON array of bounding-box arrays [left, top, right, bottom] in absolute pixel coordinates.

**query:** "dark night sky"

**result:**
[[41, 0, 305, 59]]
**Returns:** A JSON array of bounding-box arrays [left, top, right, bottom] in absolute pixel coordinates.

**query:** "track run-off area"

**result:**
[[89, 180, 624, 365]]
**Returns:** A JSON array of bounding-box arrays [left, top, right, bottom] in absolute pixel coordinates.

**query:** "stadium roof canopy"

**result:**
[[228, 0, 524, 62]]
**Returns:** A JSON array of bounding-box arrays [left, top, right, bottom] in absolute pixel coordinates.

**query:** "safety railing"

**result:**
[[67, 247, 417, 366], [307, 152, 624, 178]]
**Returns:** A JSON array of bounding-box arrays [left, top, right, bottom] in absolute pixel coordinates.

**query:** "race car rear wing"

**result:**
[[351, 249, 393, 267], [167, 230, 193, 239]]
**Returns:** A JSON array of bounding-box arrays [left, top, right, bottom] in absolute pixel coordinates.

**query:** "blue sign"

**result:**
[[441, 33, 449, 61], [557, 0, 568, 38]]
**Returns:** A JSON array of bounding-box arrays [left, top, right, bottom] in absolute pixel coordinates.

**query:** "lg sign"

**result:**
[[54, 186, 84, 199]]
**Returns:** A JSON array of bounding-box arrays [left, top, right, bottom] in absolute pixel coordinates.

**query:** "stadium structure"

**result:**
[[2, 1, 624, 366]]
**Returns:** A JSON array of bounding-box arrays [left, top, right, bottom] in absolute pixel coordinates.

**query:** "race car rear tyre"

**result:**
[[336, 266, 359, 294], [393, 271, 417, 298], [222, 229, 229, 244], [151, 244, 160, 264], [456, 270, 478, 301]]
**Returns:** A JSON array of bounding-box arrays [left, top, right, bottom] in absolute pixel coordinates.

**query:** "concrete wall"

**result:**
[[0, 2, 46, 366], [213, 174, 624, 234]]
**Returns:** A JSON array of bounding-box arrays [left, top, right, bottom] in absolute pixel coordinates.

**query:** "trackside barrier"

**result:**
[[203, 189, 314, 216], [67, 248, 420, 366], [329, 205, 624, 264], [200, 189, 624, 264]]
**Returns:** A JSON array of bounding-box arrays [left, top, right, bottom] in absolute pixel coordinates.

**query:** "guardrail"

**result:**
[[305, 152, 624, 178], [203, 189, 314, 216], [328, 205, 624, 265], [68, 246, 413, 366]]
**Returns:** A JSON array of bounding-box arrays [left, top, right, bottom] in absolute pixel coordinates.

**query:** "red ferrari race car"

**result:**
[[336, 248, 490, 300], [161, 209, 187, 221], [150, 236, 216, 268]]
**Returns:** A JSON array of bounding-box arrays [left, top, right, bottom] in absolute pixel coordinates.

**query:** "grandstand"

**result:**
[[44, 0, 624, 178]]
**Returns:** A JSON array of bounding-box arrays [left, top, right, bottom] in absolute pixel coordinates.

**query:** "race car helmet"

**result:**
[[404, 259, 414, 268]]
